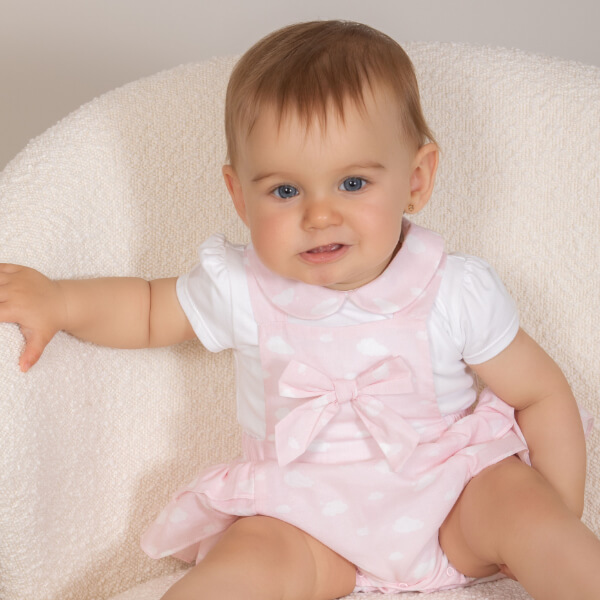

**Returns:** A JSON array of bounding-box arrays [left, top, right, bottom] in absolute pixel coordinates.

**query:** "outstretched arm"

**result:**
[[470, 328, 587, 517], [0, 264, 195, 372]]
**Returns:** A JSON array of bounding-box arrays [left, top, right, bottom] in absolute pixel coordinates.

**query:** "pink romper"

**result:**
[[141, 221, 532, 592]]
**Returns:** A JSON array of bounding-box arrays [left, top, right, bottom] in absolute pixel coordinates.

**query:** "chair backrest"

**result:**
[[0, 45, 598, 600]]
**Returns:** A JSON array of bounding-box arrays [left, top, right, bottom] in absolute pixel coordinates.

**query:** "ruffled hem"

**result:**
[[390, 388, 529, 484], [446, 388, 531, 471], [141, 459, 256, 563]]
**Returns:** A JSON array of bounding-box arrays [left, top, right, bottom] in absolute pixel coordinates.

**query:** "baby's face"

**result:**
[[224, 88, 427, 291]]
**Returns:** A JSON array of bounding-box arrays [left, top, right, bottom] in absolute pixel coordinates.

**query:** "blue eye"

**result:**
[[273, 184, 299, 199], [340, 177, 366, 192]]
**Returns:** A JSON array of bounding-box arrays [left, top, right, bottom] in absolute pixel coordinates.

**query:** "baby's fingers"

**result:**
[[0, 287, 24, 323], [0, 264, 24, 291], [19, 326, 51, 372], [0, 263, 22, 274], [0, 264, 18, 298], [0, 265, 31, 304]]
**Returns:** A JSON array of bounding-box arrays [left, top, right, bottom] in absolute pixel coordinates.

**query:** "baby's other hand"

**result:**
[[0, 264, 68, 372]]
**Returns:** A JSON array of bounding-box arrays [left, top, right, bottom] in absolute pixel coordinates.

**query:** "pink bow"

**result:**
[[275, 356, 420, 471]]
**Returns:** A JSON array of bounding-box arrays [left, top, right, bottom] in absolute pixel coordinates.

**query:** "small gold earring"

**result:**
[[407, 204, 415, 213]]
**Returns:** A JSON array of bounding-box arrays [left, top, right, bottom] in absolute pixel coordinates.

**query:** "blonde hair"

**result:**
[[224, 20, 436, 166]]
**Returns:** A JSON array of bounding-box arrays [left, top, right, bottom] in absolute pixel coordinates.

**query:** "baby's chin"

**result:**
[[299, 270, 382, 292]]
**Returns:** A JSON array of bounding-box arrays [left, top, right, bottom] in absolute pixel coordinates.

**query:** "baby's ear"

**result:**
[[222, 165, 249, 226], [409, 143, 438, 212]]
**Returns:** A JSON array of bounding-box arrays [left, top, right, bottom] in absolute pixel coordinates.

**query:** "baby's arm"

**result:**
[[0, 264, 195, 372], [470, 328, 587, 517]]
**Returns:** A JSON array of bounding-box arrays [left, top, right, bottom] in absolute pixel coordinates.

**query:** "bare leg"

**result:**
[[160, 515, 357, 600], [440, 456, 600, 599]]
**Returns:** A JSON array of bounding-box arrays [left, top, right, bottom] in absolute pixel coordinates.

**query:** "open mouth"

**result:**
[[306, 244, 344, 254], [300, 243, 349, 264]]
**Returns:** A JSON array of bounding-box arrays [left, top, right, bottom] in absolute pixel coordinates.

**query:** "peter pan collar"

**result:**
[[244, 218, 445, 320]]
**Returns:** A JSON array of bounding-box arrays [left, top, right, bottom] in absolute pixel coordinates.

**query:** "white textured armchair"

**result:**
[[1, 44, 598, 600]]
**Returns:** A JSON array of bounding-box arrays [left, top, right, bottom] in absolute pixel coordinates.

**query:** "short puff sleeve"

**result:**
[[452, 255, 519, 365], [176, 234, 241, 352]]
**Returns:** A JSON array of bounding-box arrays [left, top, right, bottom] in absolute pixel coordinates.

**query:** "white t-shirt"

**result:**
[[177, 234, 519, 439]]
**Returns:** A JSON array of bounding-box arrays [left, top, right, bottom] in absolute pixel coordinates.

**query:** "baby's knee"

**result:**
[[464, 456, 577, 558], [476, 457, 561, 517], [174, 517, 319, 599], [226, 516, 356, 599], [226, 516, 318, 577], [443, 458, 567, 568]]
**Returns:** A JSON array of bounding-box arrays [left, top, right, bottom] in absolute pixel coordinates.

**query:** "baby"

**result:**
[[1, 20, 599, 600]]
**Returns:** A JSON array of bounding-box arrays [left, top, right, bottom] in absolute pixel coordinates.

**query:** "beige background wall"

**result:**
[[2, 0, 599, 171]]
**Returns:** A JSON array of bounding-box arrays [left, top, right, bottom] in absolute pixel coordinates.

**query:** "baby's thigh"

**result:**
[[162, 516, 357, 600], [237, 516, 357, 599], [439, 456, 550, 578]]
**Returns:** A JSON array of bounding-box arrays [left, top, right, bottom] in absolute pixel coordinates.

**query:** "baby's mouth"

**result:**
[[300, 243, 349, 264], [306, 243, 344, 254]]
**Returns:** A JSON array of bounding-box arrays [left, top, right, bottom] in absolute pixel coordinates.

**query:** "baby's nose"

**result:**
[[302, 197, 342, 229]]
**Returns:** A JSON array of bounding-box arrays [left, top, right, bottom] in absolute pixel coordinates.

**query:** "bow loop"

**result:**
[[275, 356, 419, 469]]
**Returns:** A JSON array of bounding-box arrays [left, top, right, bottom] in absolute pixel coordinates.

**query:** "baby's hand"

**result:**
[[0, 264, 68, 372]]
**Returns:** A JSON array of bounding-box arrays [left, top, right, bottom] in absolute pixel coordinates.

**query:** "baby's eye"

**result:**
[[339, 177, 366, 192], [272, 184, 299, 199]]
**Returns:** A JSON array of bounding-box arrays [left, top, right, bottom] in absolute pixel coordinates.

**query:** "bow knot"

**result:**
[[275, 356, 420, 470], [333, 379, 358, 403]]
